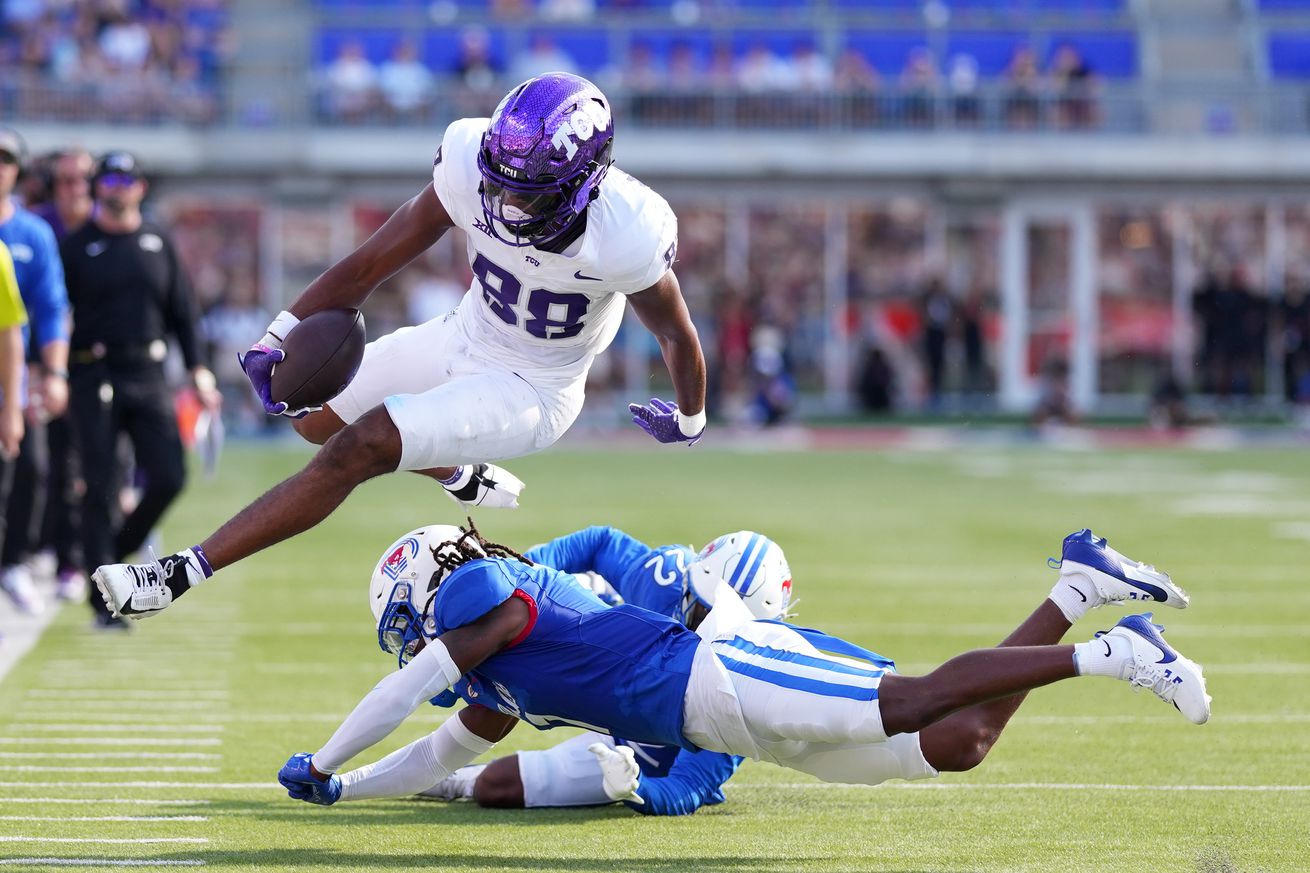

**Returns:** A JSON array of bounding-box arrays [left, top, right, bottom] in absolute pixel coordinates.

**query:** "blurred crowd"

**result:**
[[318, 29, 1103, 131], [0, 0, 231, 124]]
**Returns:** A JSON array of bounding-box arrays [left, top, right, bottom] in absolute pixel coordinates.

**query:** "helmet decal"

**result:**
[[381, 537, 421, 581]]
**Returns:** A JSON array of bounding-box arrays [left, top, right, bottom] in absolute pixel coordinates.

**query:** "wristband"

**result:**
[[46, 368, 69, 380], [678, 408, 707, 437], [260, 310, 300, 349]]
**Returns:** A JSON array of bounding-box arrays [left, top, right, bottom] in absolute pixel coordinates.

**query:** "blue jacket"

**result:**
[[0, 204, 69, 355]]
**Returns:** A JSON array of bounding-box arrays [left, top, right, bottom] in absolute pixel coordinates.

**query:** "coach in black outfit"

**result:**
[[62, 152, 219, 627]]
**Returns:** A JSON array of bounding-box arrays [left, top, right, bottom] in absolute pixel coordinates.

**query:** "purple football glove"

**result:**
[[238, 344, 316, 419], [628, 398, 704, 446]]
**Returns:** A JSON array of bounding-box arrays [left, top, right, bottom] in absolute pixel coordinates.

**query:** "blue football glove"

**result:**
[[277, 752, 342, 806]]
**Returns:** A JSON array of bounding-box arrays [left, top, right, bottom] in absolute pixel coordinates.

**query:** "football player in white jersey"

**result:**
[[92, 72, 707, 620]]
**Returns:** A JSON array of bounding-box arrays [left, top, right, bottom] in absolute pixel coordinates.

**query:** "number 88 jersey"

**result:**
[[432, 118, 679, 380]]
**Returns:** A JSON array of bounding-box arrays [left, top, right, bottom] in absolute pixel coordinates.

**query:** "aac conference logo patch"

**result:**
[[381, 537, 421, 581]]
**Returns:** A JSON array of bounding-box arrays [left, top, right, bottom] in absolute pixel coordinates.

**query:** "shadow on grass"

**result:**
[[203, 796, 652, 827]]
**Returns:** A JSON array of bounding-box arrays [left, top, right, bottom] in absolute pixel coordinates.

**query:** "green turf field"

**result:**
[[1, 443, 1307, 872]]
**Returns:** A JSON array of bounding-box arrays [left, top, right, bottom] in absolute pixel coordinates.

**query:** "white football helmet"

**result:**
[[369, 524, 479, 666], [686, 531, 792, 621]]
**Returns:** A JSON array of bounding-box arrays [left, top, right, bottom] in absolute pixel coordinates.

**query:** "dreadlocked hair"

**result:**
[[425, 517, 533, 595]]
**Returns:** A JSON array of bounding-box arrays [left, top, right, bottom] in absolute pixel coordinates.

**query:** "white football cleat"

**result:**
[[0, 565, 45, 616], [1053, 529, 1189, 610], [1096, 613, 1211, 725], [440, 464, 524, 510], [418, 764, 484, 802], [92, 552, 196, 620]]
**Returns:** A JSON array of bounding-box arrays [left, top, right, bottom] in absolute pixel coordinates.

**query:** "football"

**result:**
[[269, 308, 366, 411]]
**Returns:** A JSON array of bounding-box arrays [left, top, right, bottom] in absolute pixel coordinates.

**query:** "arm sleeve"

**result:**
[[337, 709, 496, 801], [312, 639, 463, 773], [627, 752, 741, 817], [0, 245, 27, 329], [524, 527, 650, 588], [27, 223, 69, 349], [162, 235, 202, 369]]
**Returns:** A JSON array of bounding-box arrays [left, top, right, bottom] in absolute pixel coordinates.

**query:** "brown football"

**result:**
[[269, 309, 366, 411]]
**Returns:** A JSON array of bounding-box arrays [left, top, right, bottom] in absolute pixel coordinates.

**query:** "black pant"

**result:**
[[2, 418, 47, 568], [39, 414, 82, 573], [71, 361, 186, 617]]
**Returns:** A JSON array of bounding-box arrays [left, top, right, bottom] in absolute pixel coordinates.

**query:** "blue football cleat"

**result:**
[[1051, 529, 1189, 610], [1095, 613, 1211, 724]]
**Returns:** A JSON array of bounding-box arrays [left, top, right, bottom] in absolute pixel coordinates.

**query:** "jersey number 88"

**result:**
[[473, 253, 591, 340]]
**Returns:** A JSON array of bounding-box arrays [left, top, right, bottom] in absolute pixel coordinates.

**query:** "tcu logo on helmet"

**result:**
[[550, 100, 611, 161], [381, 537, 421, 581]]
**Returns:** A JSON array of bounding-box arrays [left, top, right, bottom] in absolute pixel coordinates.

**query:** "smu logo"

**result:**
[[381, 537, 421, 581], [780, 577, 793, 611]]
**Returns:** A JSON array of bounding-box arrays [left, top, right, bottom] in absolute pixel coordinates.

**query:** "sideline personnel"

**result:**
[[61, 151, 219, 629]]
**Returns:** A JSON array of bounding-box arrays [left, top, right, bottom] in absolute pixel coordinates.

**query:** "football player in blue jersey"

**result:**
[[419, 527, 791, 815], [278, 525, 1210, 809]]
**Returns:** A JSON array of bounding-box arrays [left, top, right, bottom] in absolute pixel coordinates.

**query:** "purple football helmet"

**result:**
[[477, 72, 614, 248]]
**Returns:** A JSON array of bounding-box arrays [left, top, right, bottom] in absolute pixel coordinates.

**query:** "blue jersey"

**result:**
[[526, 526, 694, 619], [434, 558, 702, 749], [0, 205, 69, 355]]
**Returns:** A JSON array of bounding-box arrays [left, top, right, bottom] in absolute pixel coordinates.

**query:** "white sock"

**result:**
[[439, 466, 472, 490], [1073, 634, 1132, 679], [1048, 573, 1096, 624], [177, 548, 211, 588]]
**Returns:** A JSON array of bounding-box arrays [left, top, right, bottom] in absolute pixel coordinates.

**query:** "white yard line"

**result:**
[[0, 837, 209, 844], [0, 739, 221, 747], [0, 753, 221, 760], [731, 782, 1310, 792], [0, 815, 209, 822], [7, 725, 224, 733], [0, 782, 271, 789], [0, 602, 62, 685], [0, 767, 219, 774], [0, 799, 210, 806], [0, 860, 205, 868], [24, 691, 228, 700]]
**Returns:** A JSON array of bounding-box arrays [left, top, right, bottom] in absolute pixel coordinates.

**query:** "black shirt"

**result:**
[[61, 219, 201, 370]]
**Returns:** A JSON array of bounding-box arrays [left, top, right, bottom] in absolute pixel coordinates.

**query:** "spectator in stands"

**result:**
[[1050, 43, 1097, 129], [789, 39, 832, 93], [454, 27, 499, 90], [450, 26, 501, 116], [960, 286, 990, 399], [898, 47, 939, 128], [623, 40, 664, 123], [856, 343, 896, 413], [510, 34, 578, 84], [666, 40, 711, 126], [735, 42, 790, 93], [1281, 282, 1310, 404], [1031, 357, 1076, 427], [706, 43, 737, 92], [378, 39, 434, 123], [539, 0, 595, 21], [834, 49, 880, 126], [948, 53, 981, 127], [322, 39, 377, 123], [1003, 45, 1043, 129], [919, 277, 953, 408]]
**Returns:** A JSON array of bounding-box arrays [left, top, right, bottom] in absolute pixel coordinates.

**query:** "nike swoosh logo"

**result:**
[[1071, 584, 1087, 603], [1101, 639, 1112, 658], [574, 270, 603, 281], [1122, 564, 1169, 602]]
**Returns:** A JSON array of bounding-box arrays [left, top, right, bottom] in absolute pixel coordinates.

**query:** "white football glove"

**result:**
[[588, 742, 644, 806]]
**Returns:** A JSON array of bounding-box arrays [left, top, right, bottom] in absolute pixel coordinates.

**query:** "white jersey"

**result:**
[[432, 118, 678, 379]]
